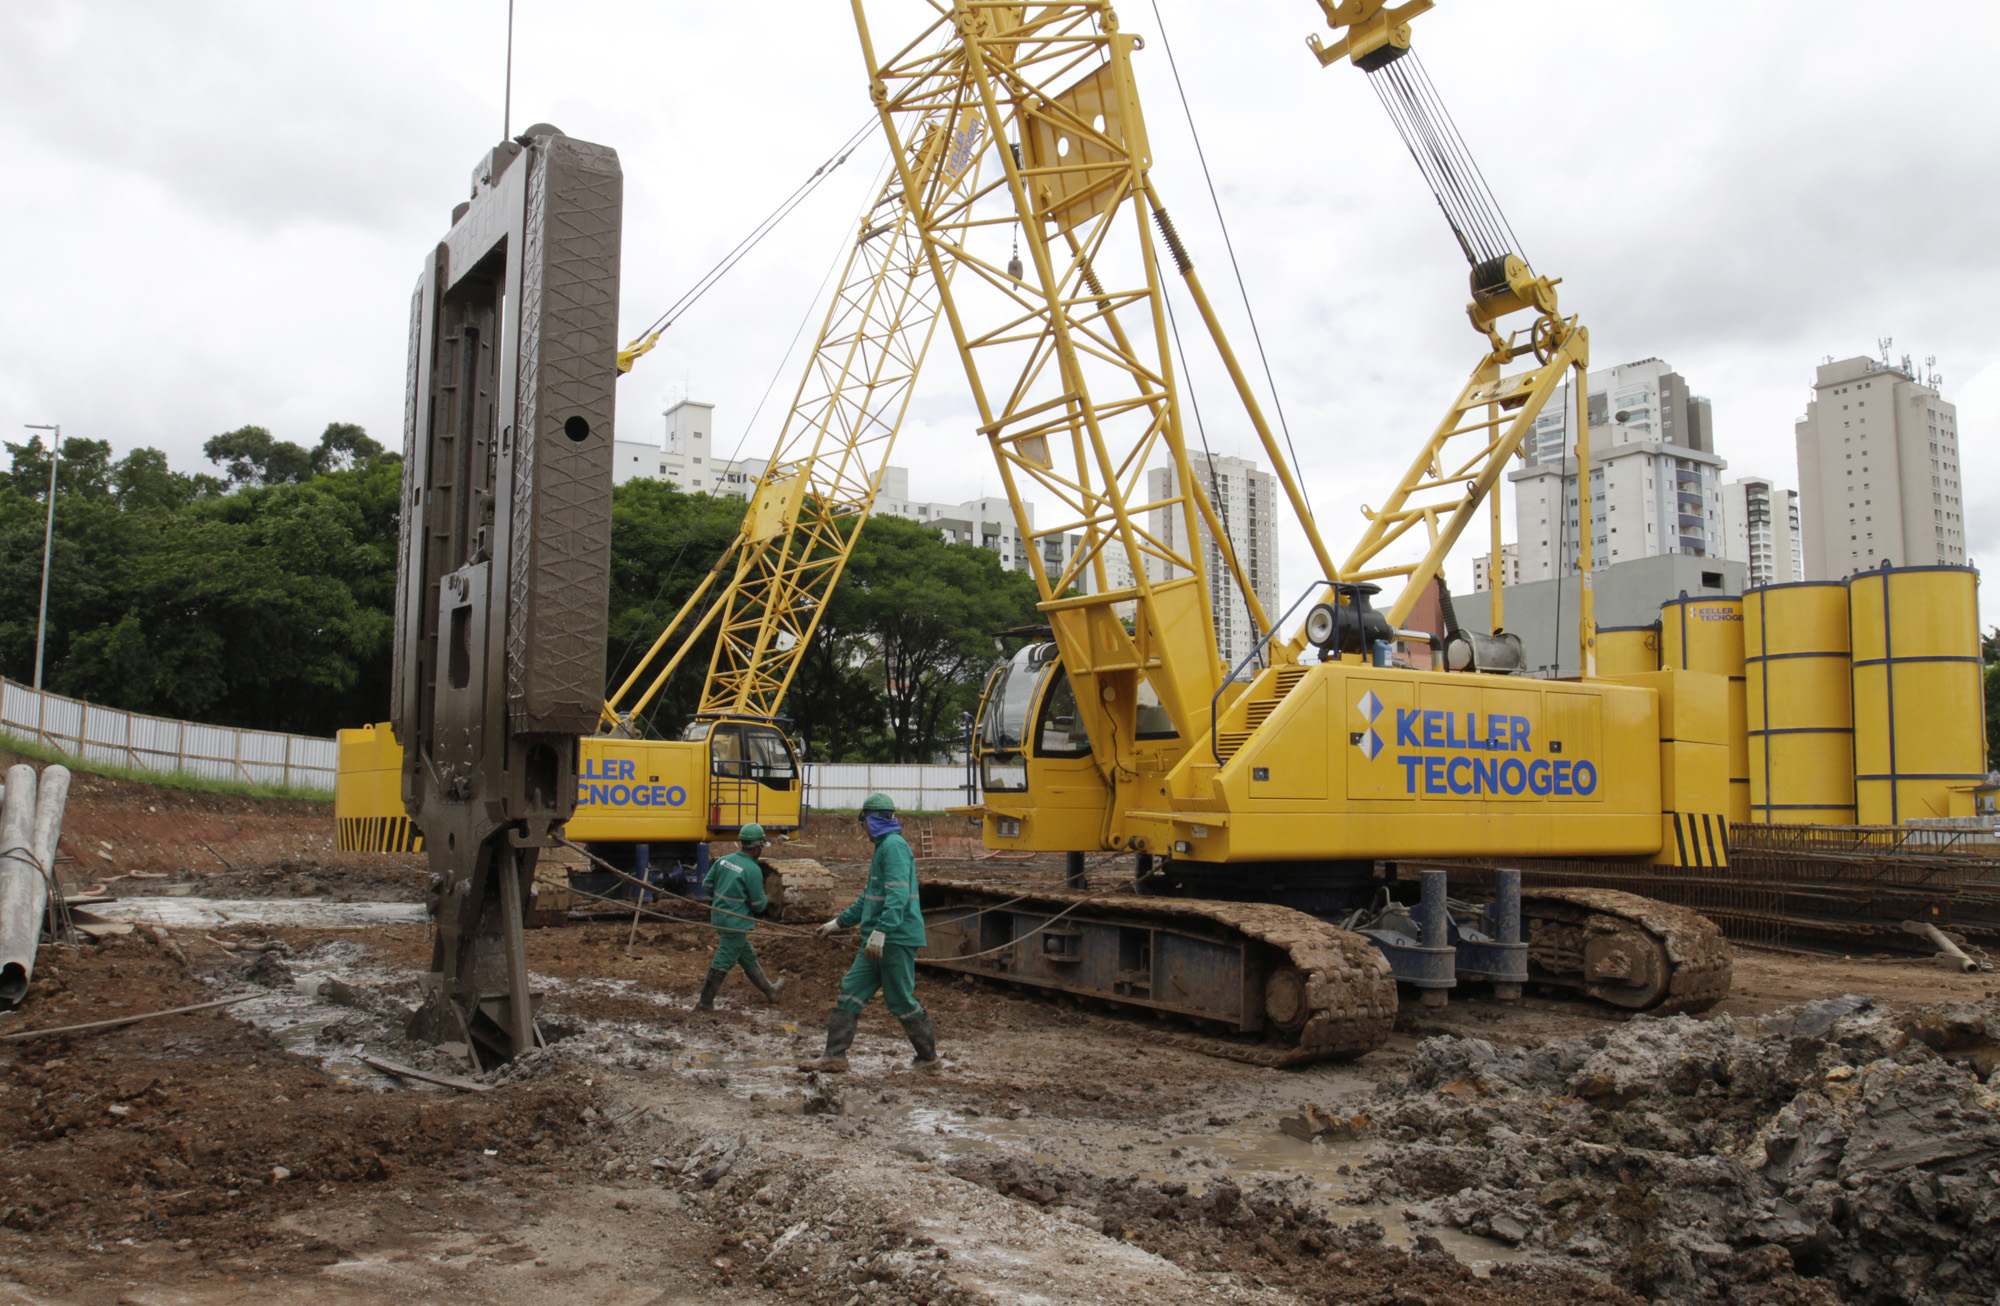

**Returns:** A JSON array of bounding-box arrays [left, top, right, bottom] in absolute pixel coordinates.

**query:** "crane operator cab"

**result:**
[[962, 641, 1117, 852]]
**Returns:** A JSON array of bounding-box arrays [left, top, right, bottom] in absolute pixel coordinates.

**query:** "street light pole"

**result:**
[[22, 424, 60, 693]]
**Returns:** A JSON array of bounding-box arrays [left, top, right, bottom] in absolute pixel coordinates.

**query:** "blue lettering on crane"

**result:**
[[1372, 696, 1599, 799], [578, 771, 690, 809]]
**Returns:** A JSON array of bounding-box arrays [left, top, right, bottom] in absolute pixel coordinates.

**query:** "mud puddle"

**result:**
[[88, 896, 427, 929]]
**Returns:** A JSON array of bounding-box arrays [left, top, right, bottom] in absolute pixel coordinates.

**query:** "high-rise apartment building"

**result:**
[[1794, 353, 1965, 578], [1509, 359, 1727, 581], [1146, 455, 1280, 667], [1472, 544, 1518, 592], [1720, 476, 1803, 588]]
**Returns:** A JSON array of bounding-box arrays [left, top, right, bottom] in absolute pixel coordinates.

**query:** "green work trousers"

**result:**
[[710, 930, 756, 973], [835, 943, 924, 1020]]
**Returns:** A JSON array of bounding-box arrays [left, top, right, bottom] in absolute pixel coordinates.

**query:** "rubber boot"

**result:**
[[742, 957, 786, 1004], [899, 1010, 941, 1074], [797, 1008, 858, 1073], [693, 968, 727, 1012]]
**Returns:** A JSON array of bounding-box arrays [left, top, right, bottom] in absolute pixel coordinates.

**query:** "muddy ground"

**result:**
[[3, 802, 1997, 1306]]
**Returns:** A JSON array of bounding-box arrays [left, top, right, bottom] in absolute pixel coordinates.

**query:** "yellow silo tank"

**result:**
[[1596, 624, 1661, 677], [1847, 564, 1986, 825], [1744, 582, 1855, 824], [1661, 594, 1749, 824]]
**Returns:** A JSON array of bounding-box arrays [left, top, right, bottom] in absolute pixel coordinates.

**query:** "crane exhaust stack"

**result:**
[[392, 126, 623, 1066]]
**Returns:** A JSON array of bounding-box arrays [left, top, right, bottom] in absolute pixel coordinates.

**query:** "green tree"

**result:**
[[1, 426, 400, 735], [828, 514, 1041, 763], [602, 479, 748, 737], [203, 425, 317, 486], [3, 434, 115, 499]]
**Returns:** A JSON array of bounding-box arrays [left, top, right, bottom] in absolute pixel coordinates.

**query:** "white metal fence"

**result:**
[[805, 762, 971, 813], [0, 677, 338, 793], [0, 674, 968, 807]]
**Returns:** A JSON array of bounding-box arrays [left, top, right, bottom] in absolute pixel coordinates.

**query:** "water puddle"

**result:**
[[88, 898, 427, 930], [221, 939, 429, 1087]]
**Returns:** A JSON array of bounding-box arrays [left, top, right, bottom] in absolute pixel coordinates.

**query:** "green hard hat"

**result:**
[[861, 792, 896, 813], [738, 823, 767, 841]]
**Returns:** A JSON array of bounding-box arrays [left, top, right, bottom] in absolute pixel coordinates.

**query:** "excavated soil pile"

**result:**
[[943, 1157, 1640, 1306], [1352, 995, 2000, 1305]]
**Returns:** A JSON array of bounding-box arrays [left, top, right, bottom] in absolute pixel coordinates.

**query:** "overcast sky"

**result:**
[[5, 2, 1996, 628]]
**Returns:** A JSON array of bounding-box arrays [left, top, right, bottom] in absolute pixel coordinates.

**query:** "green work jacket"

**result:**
[[836, 830, 925, 947], [704, 851, 768, 933]]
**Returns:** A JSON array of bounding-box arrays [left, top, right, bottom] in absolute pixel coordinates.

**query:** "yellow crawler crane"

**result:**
[[337, 126, 987, 918], [848, 0, 1730, 1063]]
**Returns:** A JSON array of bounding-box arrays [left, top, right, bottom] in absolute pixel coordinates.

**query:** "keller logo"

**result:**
[[1353, 690, 1384, 761]]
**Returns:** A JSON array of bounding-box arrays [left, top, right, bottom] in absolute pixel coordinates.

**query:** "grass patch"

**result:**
[[0, 730, 333, 804]]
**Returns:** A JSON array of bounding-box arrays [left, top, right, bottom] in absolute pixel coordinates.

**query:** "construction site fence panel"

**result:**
[[0, 677, 338, 793], [806, 763, 971, 813]]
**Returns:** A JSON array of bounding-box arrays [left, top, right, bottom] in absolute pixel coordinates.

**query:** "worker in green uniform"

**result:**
[[799, 793, 938, 1074], [694, 823, 786, 1011]]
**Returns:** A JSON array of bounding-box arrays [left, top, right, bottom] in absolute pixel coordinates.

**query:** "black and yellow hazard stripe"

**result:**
[[336, 815, 425, 853], [1666, 811, 1728, 868]]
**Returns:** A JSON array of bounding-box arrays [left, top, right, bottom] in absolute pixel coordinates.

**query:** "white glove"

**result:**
[[816, 917, 842, 938], [866, 930, 887, 961]]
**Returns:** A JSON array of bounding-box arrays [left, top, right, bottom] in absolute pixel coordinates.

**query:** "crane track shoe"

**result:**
[[1519, 887, 1732, 1013], [915, 881, 1397, 1066], [763, 858, 835, 923]]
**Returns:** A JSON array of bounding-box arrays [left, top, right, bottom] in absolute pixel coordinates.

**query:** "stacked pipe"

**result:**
[[0, 762, 73, 1005]]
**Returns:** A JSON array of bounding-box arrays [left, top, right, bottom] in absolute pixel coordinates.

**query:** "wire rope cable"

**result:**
[[1363, 49, 1528, 271], [602, 150, 890, 710], [625, 119, 876, 351], [1162, 287, 1263, 661], [1552, 376, 1573, 678], [1146, 0, 1314, 523]]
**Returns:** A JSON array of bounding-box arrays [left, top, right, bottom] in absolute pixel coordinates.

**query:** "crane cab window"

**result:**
[[1034, 669, 1091, 757], [981, 649, 1046, 752], [1135, 678, 1178, 740], [706, 723, 797, 789]]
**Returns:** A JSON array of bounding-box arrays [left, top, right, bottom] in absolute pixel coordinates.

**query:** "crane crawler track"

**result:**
[[763, 858, 836, 924], [917, 880, 1396, 1065], [1520, 886, 1733, 1013]]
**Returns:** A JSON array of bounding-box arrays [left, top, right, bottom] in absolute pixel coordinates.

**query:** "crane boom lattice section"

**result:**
[[854, 0, 1230, 743], [604, 148, 980, 733]]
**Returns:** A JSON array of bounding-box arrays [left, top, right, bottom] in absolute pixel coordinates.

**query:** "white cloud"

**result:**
[[5, 0, 1996, 633]]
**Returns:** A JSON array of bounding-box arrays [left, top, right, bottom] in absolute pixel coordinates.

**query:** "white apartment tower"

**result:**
[[1473, 544, 1519, 592], [1145, 455, 1280, 666], [1720, 477, 1803, 588], [1794, 353, 1965, 578], [612, 399, 762, 496], [1508, 358, 1728, 581]]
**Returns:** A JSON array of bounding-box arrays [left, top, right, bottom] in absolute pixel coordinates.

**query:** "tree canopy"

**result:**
[[1, 430, 1042, 761]]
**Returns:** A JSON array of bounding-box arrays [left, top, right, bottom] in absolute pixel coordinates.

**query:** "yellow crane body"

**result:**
[[335, 721, 804, 852], [837, 0, 1737, 1062]]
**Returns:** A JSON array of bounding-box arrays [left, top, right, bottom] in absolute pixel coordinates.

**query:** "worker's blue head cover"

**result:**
[[864, 810, 902, 840]]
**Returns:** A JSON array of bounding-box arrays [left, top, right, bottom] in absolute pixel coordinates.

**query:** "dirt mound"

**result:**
[[1351, 995, 2000, 1304]]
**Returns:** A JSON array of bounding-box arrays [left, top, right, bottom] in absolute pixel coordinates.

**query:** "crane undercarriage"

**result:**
[[917, 872, 1730, 1065]]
